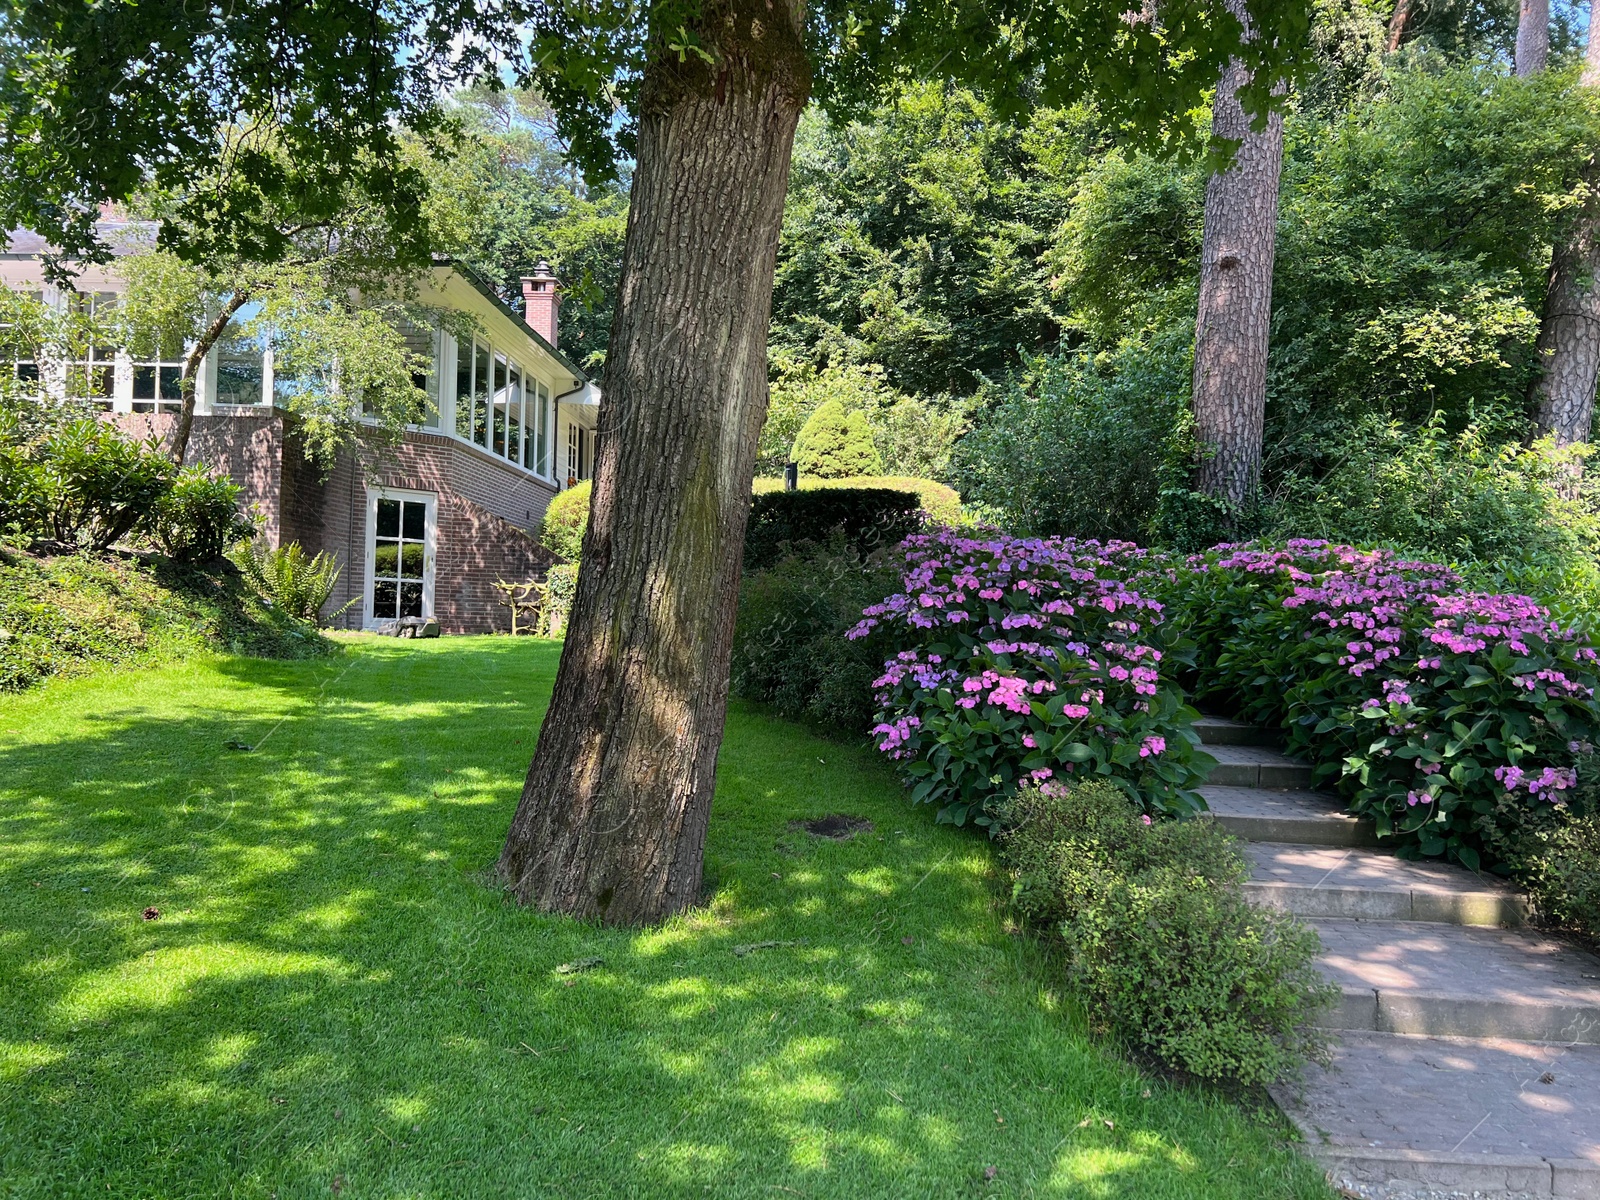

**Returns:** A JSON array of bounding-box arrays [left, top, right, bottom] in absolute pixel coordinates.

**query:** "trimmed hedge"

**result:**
[[752, 474, 964, 526], [744, 487, 923, 572]]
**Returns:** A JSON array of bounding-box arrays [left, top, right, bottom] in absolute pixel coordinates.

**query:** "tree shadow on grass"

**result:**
[[0, 641, 1331, 1199]]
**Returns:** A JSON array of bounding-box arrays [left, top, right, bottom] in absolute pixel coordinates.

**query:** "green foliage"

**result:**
[[955, 336, 1191, 540], [34, 420, 175, 552], [731, 540, 902, 735], [0, 545, 330, 692], [751, 474, 964, 527], [1515, 809, 1600, 940], [232, 541, 345, 626], [759, 361, 967, 480], [150, 466, 257, 563], [540, 480, 592, 563], [998, 781, 1335, 1086], [541, 561, 579, 636], [744, 488, 922, 573], [791, 401, 883, 479]]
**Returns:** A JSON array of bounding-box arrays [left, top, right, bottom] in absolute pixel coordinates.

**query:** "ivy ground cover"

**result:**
[[1167, 540, 1600, 869], [0, 637, 1333, 1198]]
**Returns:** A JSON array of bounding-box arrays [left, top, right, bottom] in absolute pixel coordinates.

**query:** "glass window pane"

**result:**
[[159, 365, 182, 400], [399, 583, 423, 618], [376, 499, 400, 539], [399, 543, 425, 579], [132, 366, 155, 401], [374, 540, 400, 576], [455, 339, 473, 441], [374, 581, 398, 619], [401, 501, 424, 541], [473, 345, 490, 449]]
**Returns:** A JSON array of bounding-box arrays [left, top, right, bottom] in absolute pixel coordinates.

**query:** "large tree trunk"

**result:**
[[1386, 0, 1412, 52], [497, 1, 810, 925], [1191, 41, 1285, 508], [1530, 2, 1600, 446], [1515, 0, 1549, 75]]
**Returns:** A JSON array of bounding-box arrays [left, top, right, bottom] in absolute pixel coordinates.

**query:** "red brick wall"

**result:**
[[111, 411, 563, 634]]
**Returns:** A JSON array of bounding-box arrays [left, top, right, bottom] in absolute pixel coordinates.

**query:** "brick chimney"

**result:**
[[520, 261, 560, 349]]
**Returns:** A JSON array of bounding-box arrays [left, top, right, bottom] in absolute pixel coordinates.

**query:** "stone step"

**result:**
[[1243, 843, 1529, 927], [1204, 743, 1316, 788], [1200, 785, 1379, 847], [1194, 714, 1279, 747], [1273, 1031, 1600, 1200], [1313, 918, 1600, 1045]]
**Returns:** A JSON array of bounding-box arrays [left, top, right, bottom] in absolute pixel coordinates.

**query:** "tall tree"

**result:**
[[1532, 3, 1600, 444], [1516, 0, 1551, 73], [1191, 2, 1287, 509], [497, 1, 1309, 925], [1387, 0, 1414, 51]]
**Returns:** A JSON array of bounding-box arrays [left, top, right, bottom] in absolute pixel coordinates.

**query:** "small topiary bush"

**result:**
[[998, 780, 1335, 1087], [233, 541, 346, 626], [792, 400, 883, 478], [744, 487, 922, 573], [35, 419, 174, 551], [540, 479, 591, 563], [853, 529, 1212, 826], [731, 537, 902, 735], [150, 465, 256, 562], [542, 561, 578, 636]]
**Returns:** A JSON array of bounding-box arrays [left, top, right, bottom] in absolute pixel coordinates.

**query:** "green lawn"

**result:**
[[0, 637, 1332, 1199]]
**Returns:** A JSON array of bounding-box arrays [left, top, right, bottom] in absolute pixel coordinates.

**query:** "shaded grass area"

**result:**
[[0, 638, 1332, 1199], [0, 545, 331, 692]]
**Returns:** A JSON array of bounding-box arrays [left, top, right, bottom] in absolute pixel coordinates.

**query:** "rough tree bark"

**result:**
[[496, 1, 811, 925], [1516, 0, 1550, 75], [1531, 0, 1600, 446], [1386, 0, 1412, 53], [1191, 12, 1285, 509], [170, 290, 249, 465]]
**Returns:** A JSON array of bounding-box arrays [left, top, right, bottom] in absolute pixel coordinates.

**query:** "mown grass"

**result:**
[[0, 637, 1333, 1199]]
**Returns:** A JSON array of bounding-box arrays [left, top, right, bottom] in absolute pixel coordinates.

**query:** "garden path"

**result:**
[[1196, 716, 1600, 1200]]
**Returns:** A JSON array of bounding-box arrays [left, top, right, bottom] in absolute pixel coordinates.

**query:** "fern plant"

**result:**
[[232, 540, 346, 626]]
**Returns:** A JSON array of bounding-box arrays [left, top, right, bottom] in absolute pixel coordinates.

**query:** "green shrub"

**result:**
[[998, 780, 1335, 1086], [744, 487, 922, 573], [792, 400, 883, 478], [233, 541, 345, 626], [540, 479, 591, 563], [151, 465, 256, 562], [751, 474, 965, 526], [0, 441, 44, 538], [542, 561, 578, 636], [731, 538, 901, 736], [36, 420, 175, 551], [1516, 811, 1600, 940]]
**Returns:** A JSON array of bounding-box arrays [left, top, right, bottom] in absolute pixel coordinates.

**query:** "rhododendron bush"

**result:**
[[1162, 540, 1600, 869], [850, 530, 1212, 825]]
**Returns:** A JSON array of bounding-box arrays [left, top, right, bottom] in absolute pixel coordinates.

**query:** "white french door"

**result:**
[[364, 488, 437, 626]]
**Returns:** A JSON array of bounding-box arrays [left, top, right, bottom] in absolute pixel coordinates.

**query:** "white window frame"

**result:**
[[363, 486, 438, 629]]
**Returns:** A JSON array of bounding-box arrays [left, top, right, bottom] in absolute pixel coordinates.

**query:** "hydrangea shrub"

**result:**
[[851, 530, 1212, 826], [1161, 540, 1600, 869]]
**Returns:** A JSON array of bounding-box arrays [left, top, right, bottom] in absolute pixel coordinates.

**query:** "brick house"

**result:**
[[2, 226, 596, 633]]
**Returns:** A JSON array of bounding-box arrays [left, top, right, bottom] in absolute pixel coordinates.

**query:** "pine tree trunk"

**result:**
[[1530, 2, 1600, 446], [1191, 45, 1285, 509], [1515, 0, 1549, 75], [497, 2, 810, 925], [1386, 0, 1412, 52]]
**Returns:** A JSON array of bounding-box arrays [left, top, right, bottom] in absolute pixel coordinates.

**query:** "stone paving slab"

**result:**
[[1206, 742, 1317, 788], [1244, 843, 1529, 926], [1194, 714, 1279, 746], [1273, 1032, 1600, 1199], [1201, 784, 1380, 846], [1313, 920, 1600, 1044]]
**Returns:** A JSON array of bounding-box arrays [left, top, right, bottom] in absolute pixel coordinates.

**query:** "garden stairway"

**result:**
[[1194, 715, 1600, 1200]]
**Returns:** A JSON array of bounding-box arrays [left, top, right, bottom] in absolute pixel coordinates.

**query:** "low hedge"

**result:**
[[999, 779, 1334, 1086], [744, 487, 923, 573], [752, 474, 964, 527]]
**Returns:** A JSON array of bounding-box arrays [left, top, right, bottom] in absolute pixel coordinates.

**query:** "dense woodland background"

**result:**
[[441, 0, 1600, 603]]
